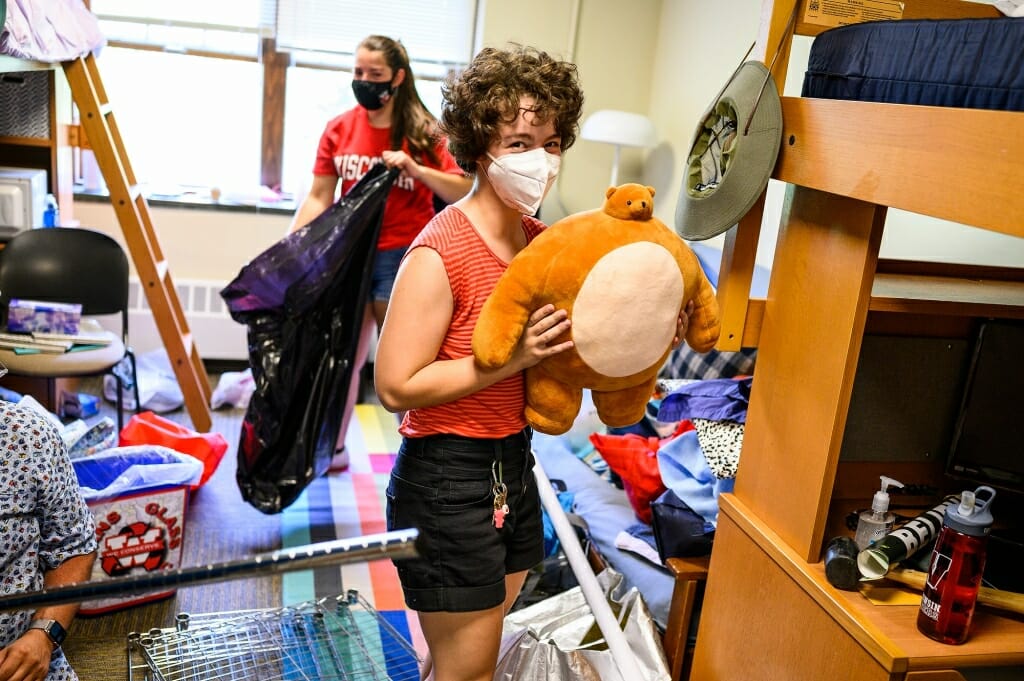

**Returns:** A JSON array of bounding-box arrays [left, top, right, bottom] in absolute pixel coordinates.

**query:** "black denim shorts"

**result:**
[[385, 428, 544, 612]]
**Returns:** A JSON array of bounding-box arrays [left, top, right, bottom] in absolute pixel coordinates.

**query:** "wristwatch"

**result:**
[[28, 619, 67, 648]]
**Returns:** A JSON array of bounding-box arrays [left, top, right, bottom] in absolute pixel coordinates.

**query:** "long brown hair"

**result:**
[[358, 35, 440, 165]]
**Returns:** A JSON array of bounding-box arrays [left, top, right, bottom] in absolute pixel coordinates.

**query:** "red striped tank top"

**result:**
[[399, 206, 545, 439]]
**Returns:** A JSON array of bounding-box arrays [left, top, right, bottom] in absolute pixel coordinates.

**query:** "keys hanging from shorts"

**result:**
[[492, 460, 509, 529], [493, 485, 509, 529]]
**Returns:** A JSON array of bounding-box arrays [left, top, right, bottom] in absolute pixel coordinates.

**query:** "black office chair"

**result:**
[[0, 227, 140, 430]]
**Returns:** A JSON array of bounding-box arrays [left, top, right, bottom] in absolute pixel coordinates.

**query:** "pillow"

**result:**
[[660, 343, 756, 381], [589, 421, 694, 524]]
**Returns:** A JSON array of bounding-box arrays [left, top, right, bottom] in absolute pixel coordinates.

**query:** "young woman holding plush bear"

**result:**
[[376, 43, 694, 681], [373, 44, 582, 681]]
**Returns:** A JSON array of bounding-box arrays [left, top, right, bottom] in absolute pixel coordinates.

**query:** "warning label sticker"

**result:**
[[803, 0, 905, 28]]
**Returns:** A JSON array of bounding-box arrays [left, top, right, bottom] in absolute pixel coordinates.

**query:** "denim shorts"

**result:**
[[370, 246, 407, 302], [385, 428, 544, 612]]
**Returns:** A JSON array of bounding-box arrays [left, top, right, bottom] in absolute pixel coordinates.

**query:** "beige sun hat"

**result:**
[[675, 60, 783, 241]]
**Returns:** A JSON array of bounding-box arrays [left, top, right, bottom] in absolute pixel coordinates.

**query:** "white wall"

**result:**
[[479, 0, 664, 221], [73, 201, 290, 281]]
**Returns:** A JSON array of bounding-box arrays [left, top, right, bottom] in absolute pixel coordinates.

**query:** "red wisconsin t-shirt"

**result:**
[[312, 106, 464, 250]]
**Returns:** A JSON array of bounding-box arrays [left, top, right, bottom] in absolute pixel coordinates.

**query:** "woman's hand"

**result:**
[[673, 300, 695, 348], [508, 304, 573, 372], [381, 150, 421, 180]]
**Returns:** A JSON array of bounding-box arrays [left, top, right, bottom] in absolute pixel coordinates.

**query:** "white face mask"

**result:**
[[485, 147, 561, 215]]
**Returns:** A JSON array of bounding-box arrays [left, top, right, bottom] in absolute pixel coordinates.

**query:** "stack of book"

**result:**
[[0, 330, 112, 354]]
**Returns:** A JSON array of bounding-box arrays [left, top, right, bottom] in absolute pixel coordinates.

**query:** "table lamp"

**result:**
[[579, 110, 658, 185]]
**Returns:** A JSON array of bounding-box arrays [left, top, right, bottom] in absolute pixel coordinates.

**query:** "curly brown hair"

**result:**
[[440, 45, 584, 174]]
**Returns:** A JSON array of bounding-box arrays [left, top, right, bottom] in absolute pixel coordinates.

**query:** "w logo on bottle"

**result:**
[[924, 552, 952, 591]]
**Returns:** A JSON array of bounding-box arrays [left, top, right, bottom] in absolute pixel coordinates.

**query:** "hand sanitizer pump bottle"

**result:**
[[917, 486, 996, 644], [854, 476, 904, 550]]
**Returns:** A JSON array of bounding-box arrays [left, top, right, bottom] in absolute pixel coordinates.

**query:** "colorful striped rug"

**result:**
[[279, 404, 426, 675]]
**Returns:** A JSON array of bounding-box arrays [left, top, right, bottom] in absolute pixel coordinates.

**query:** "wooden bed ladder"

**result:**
[[62, 53, 213, 433]]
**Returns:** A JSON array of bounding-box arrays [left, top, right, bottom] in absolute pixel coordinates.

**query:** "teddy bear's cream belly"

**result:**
[[572, 242, 683, 378]]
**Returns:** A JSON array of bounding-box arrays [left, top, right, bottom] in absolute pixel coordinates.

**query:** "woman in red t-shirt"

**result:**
[[290, 36, 471, 467]]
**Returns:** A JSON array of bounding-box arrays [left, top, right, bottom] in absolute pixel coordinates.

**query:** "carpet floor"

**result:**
[[59, 376, 420, 680]]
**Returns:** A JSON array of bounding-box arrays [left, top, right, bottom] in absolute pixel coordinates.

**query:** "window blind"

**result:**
[[91, 0, 275, 57], [275, 0, 477, 75]]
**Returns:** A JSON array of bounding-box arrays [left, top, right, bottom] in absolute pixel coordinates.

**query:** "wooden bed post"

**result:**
[[714, 0, 801, 351]]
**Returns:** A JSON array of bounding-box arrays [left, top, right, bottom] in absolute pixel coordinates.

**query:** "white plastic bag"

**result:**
[[495, 570, 670, 681], [103, 349, 184, 413], [210, 368, 255, 410]]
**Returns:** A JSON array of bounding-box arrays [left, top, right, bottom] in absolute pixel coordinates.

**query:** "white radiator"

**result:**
[[127, 278, 248, 361]]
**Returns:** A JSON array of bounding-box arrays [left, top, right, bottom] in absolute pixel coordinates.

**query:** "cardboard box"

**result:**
[[7, 298, 81, 335]]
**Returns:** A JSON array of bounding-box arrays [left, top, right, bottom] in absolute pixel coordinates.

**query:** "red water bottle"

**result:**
[[916, 486, 996, 644]]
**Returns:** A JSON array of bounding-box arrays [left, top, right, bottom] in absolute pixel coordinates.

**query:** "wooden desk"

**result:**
[[695, 496, 1024, 680]]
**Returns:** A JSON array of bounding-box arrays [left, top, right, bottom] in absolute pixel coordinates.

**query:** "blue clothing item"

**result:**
[[541, 490, 576, 557], [656, 430, 735, 526], [0, 402, 97, 680], [370, 246, 408, 302], [657, 376, 752, 424]]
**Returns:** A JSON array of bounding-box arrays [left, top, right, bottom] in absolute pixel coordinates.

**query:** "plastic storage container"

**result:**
[[73, 446, 204, 615]]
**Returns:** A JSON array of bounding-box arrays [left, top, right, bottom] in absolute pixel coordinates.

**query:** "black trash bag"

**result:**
[[221, 164, 398, 513]]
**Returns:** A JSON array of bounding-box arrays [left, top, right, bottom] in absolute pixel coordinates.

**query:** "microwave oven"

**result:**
[[0, 167, 48, 237]]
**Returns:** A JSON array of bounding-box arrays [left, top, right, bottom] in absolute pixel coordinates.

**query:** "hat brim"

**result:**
[[675, 61, 783, 241]]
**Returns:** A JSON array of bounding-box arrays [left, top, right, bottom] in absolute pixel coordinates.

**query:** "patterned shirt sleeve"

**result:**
[[1, 403, 95, 679], [34, 418, 97, 570]]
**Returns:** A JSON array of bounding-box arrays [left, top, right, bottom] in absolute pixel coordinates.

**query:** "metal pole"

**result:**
[[533, 455, 643, 681], [0, 529, 419, 613]]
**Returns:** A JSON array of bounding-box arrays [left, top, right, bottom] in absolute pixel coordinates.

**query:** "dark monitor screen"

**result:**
[[947, 320, 1024, 493]]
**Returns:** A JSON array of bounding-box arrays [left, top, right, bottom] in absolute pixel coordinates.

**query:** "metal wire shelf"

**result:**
[[127, 590, 421, 681]]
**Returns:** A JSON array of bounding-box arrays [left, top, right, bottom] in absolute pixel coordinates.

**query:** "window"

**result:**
[[97, 47, 263, 193], [85, 0, 476, 202]]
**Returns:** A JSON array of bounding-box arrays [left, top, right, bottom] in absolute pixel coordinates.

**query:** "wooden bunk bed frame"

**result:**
[[690, 1, 1024, 679]]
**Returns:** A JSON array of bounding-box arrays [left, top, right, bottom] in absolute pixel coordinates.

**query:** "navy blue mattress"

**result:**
[[802, 18, 1024, 112]]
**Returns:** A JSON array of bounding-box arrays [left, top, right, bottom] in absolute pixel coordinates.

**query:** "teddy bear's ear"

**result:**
[[647, 186, 656, 198], [605, 186, 617, 199]]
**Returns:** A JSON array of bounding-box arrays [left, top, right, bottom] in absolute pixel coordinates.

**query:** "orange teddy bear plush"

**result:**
[[473, 183, 721, 435]]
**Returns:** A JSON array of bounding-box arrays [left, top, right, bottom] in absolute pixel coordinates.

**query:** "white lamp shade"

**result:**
[[580, 110, 657, 148]]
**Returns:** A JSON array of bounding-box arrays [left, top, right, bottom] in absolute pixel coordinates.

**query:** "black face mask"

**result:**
[[352, 80, 395, 110]]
